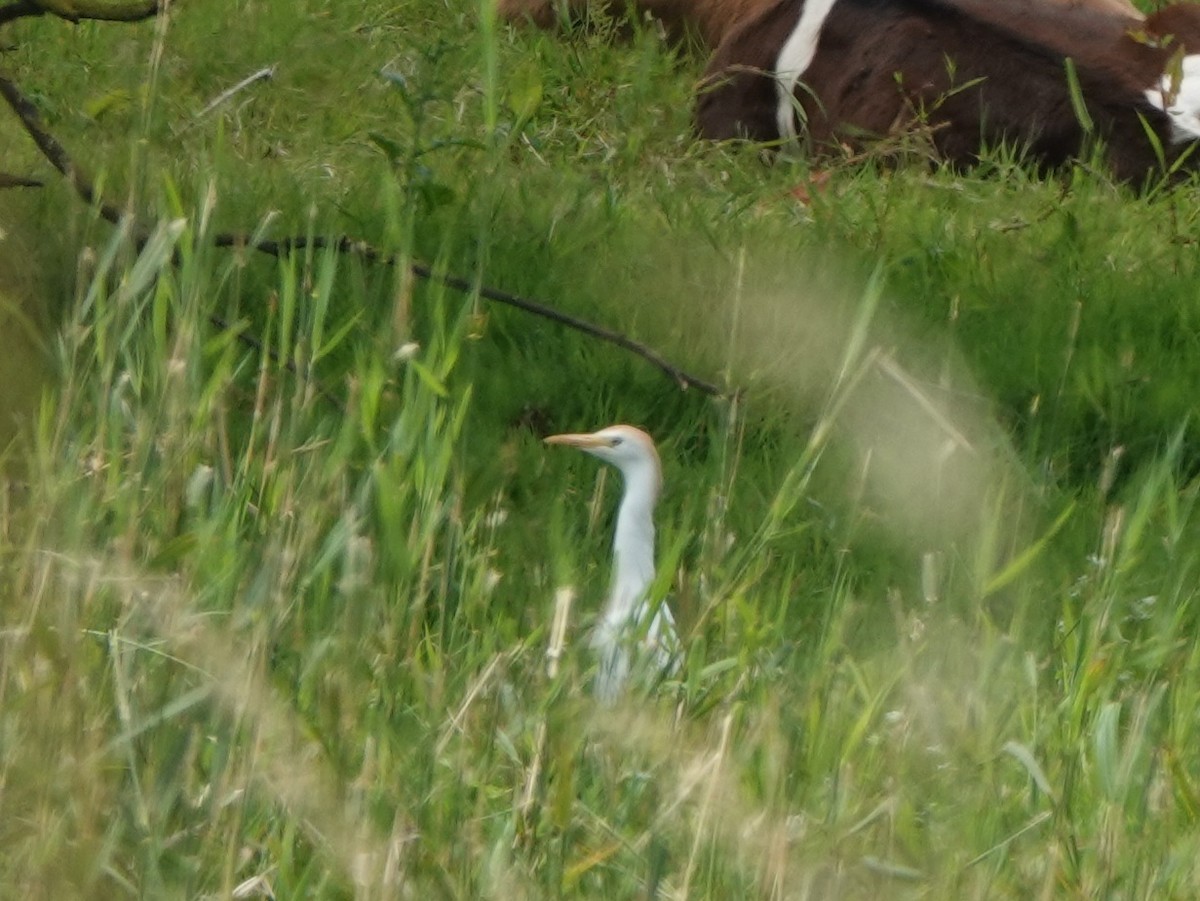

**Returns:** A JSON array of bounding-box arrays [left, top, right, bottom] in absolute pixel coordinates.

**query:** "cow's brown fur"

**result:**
[[697, 0, 1200, 182]]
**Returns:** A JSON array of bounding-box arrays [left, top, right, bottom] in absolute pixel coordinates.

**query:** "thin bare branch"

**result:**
[[414, 262, 724, 395], [0, 171, 42, 187], [0, 70, 127, 223], [0, 66, 725, 398]]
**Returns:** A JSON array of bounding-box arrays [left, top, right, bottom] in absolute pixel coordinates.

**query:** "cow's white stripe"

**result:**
[[1144, 53, 1200, 143], [774, 0, 840, 143]]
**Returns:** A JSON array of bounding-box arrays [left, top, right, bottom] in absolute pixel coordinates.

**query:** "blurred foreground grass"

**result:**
[[3, 0, 1200, 897]]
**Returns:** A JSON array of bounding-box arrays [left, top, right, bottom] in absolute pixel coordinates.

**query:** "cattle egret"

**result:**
[[545, 425, 680, 700]]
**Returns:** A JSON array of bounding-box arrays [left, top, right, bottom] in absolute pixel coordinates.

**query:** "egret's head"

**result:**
[[544, 424, 662, 498]]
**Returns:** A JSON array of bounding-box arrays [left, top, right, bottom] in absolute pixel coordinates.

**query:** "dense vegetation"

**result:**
[[3, 0, 1200, 897]]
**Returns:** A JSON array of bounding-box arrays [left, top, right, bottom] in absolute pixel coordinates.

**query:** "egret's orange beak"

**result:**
[[544, 432, 612, 449]]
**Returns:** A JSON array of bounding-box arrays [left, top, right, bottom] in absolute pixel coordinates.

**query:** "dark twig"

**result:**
[[413, 263, 724, 396], [0, 70, 126, 223], [1, 66, 724, 397], [0, 171, 42, 187]]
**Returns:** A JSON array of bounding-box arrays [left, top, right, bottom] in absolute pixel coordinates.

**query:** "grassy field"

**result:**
[[4, 0, 1200, 897]]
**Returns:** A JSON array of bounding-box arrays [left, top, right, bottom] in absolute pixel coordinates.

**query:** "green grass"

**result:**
[[4, 0, 1200, 897]]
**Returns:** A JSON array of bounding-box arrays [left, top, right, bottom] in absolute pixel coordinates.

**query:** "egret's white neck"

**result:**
[[607, 465, 658, 625]]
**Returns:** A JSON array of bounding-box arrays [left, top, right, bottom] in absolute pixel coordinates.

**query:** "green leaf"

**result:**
[[1094, 701, 1121, 800], [149, 532, 199, 568], [409, 358, 449, 398], [507, 66, 543, 123], [1064, 57, 1094, 134], [1002, 740, 1056, 801], [83, 88, 131, 121], [983, 501, 1075, 596], [367, 131, 404, 164]]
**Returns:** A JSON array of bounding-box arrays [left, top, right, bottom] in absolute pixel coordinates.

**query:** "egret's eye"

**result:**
[[609, 436, 624, 447]]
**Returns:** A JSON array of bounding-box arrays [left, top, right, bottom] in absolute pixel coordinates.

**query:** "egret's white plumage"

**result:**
[[545, 425, 680, 700]]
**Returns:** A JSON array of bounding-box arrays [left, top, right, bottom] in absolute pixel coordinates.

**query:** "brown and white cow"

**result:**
[[697, 0, 1200, 181], [503, 0, 1200, 182]]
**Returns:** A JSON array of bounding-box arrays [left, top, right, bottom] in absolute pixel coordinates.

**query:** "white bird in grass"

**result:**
[[545, 425, 681, 701]]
